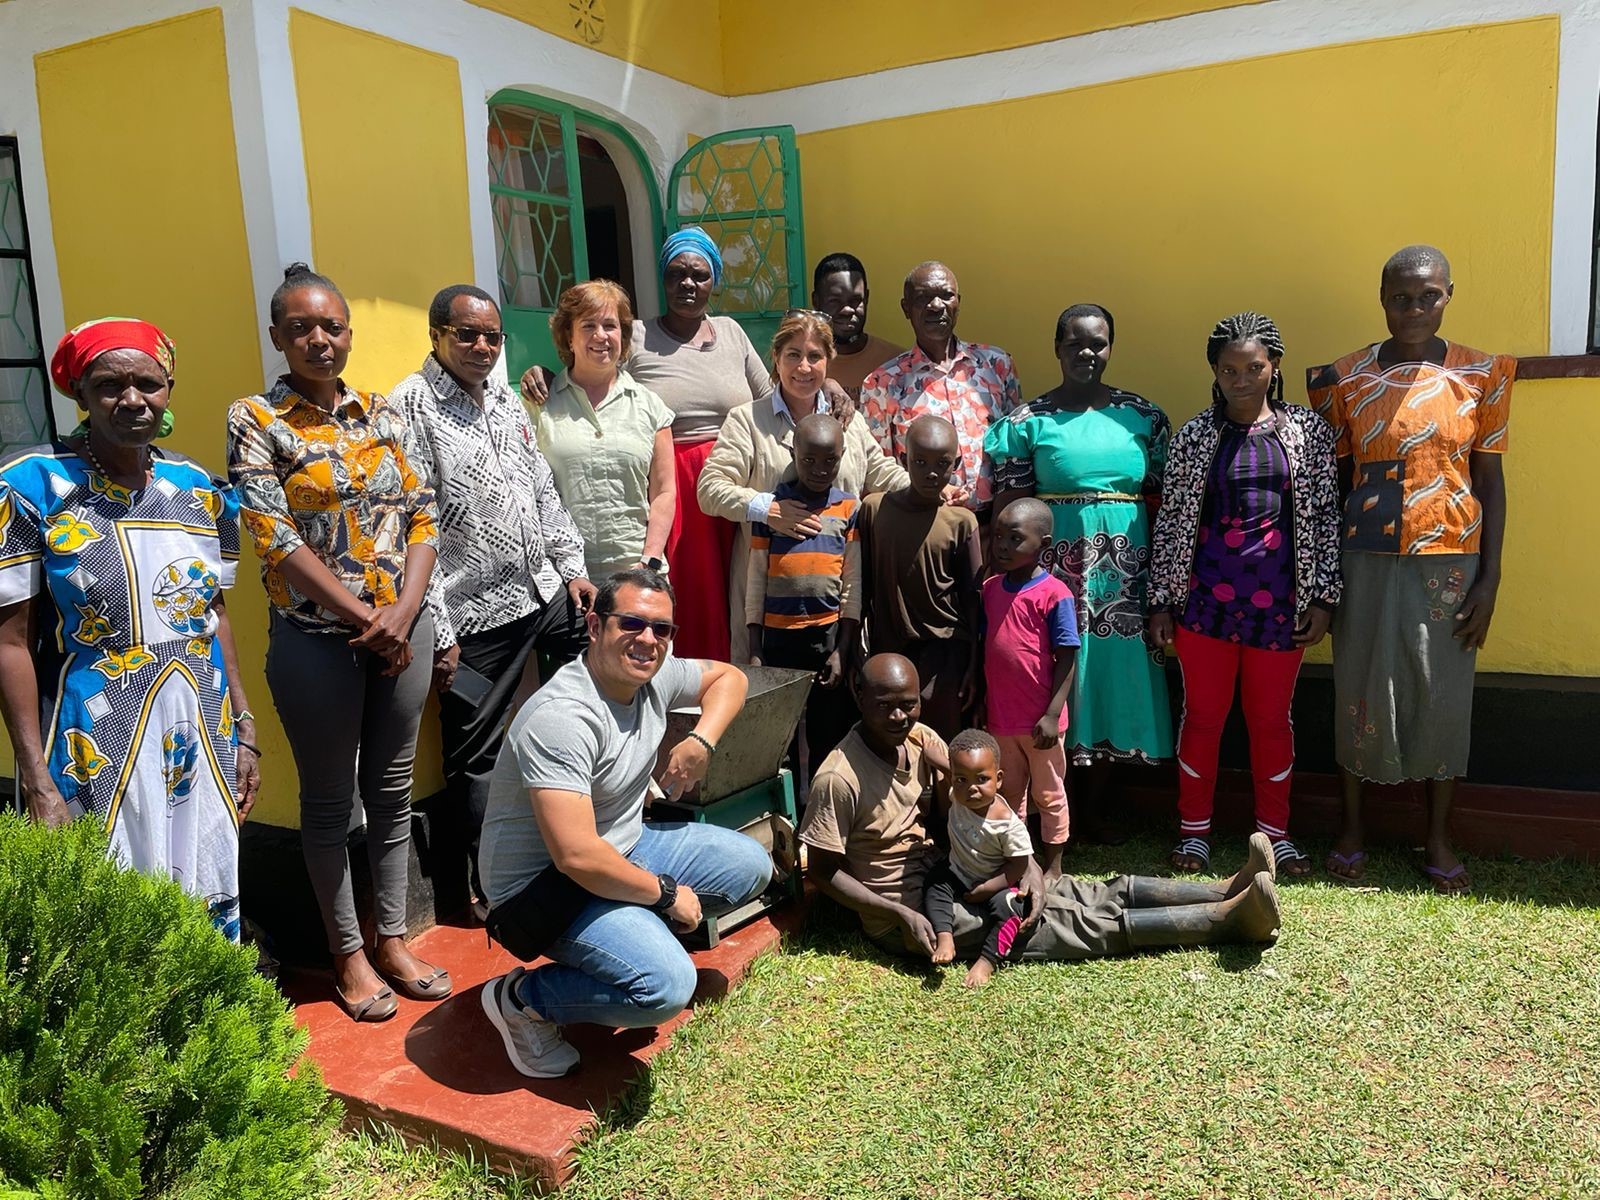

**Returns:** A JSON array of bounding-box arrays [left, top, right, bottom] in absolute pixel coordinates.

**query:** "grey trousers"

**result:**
[[871, 873, 1136, 961], [265, 611, 434, 956]]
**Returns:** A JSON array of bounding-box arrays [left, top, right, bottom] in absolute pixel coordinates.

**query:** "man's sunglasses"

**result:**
[[439, 324, 506, 348], [597, 611, 678, 639]]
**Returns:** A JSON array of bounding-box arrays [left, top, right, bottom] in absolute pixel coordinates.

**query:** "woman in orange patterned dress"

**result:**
[[1306, 245, 1512, 895], [228, 264, 450, 1021]]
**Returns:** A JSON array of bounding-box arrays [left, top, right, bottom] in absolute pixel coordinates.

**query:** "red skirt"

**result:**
[[665, 437, 733, 660]]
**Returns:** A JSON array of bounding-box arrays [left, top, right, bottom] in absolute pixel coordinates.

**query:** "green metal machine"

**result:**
[[651, 666, 812, 947]]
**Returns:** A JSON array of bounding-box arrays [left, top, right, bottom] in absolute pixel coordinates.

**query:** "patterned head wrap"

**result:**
[[658, 226, 722, 286], [50, 317, 176, 399]]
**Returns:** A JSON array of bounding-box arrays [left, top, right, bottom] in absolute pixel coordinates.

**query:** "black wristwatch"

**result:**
[[643, 555, 667, 573], [649, 873, 679, 912]]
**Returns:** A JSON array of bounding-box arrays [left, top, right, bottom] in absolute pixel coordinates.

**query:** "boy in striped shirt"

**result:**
[[746, 413, 862, 782]]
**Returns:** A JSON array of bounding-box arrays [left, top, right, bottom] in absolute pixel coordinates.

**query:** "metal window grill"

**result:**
[[0, 138, 53, 456]]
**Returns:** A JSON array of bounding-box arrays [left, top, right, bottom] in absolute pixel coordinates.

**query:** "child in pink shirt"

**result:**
[[981, 498, 1080, 881]]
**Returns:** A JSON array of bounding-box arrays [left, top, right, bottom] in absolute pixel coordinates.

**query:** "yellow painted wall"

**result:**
[[290, 10, 475, 397], [718, 0, 1266, 95], [466, 0, 724, 91], [799, 16, 1584, 675], [31, 13, 291, 811], [286, 10, 479, 824]]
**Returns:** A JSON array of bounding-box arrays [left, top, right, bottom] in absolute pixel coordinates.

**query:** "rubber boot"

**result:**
[[1123, 870, 1281, 949], [1129, 832, 1276, 907]]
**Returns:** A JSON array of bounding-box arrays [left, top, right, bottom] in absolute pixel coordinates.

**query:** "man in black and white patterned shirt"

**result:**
[[392, 283, 595, 915]]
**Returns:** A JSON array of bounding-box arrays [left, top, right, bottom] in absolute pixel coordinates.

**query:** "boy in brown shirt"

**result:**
[[856, 415, 981, 739]]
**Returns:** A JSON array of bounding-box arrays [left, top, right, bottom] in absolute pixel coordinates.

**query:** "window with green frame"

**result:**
[[488, 91, 664, 380], [0, 139, 54, 457], [487, 93, 808, 380]]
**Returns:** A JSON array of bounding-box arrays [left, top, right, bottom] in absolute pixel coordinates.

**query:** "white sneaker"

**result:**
[[481, 967, 580, 1078]]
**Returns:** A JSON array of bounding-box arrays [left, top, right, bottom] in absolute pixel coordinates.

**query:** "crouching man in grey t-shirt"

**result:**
[[477, 567, 772, 1078]]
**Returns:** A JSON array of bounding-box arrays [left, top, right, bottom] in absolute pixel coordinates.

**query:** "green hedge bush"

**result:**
[[0, 814, 336, 1199]]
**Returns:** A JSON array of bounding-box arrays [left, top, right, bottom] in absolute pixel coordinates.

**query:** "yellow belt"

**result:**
[[1037, 491, 1142, 503]]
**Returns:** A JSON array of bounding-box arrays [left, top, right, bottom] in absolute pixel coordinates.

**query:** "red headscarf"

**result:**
[[50, 317, 176, 399]]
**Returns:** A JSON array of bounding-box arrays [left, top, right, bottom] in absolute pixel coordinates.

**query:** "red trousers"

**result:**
[[1174, 627, 1304, 841], [666, 438, 733, 661]]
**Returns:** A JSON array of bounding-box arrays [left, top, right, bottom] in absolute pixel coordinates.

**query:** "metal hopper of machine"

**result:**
[[651, 664, 813, 945]]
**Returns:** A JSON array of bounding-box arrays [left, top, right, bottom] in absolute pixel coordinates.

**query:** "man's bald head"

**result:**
[[856, 653, 923, 748], [903, 260, 958, 298], [860, 652, 918, 696]]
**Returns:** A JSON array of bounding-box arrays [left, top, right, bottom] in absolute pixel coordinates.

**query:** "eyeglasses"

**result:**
[[785, 308, 831, 321], [597, 611, 678, 640], [439, 325, 506, 348]]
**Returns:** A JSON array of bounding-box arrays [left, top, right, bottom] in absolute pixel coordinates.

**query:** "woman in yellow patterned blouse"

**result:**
[[228, 263, 448, 1022]]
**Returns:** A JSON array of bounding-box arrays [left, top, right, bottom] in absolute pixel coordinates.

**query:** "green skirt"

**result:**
[[1045, 498, 1173, 765], [1332, 551, 1479, 782]]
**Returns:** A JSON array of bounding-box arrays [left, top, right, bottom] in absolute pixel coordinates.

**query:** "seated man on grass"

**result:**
[[478, 568, 772, 1078], [799, 654, 1282, 966]]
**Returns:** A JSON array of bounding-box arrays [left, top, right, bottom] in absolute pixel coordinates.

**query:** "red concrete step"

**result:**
[[284, 905, 802, 1189]]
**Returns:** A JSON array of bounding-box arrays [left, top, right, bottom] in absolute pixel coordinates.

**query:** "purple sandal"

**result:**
[[1423, 863, 1472, 895], [1324, 849, 1367, 882]]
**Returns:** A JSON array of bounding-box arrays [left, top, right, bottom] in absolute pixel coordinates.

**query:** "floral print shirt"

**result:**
[[227, 378, 439, 634], [860, 339, 1022, 511]]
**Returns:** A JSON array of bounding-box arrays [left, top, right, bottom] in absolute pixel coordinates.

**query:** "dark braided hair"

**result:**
[[1205, 311, 1285, 406], [1055, 303, 1115, 347], [270, 262, 348, 325]]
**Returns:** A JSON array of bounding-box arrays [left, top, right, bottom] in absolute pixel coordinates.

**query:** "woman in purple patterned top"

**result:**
[[1148, 313, 1342, 878]]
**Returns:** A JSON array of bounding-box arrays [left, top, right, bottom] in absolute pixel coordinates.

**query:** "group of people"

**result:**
[[0, 228, 1508, 1060]]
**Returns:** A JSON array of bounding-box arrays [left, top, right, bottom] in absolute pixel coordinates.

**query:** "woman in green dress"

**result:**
[[987, 304, 1173, 840]]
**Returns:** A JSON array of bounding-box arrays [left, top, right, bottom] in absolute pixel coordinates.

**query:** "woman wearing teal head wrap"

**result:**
[[659, 226, 723, 286]]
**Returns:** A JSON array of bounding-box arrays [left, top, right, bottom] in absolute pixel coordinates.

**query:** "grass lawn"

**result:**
[[327, 837, 1600, 1199]]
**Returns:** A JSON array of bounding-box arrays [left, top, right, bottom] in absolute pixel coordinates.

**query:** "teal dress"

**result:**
[[985, 390, 1173, 764]]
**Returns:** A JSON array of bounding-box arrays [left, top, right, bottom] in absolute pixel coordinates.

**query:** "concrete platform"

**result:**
[[285, 907, 799, 1189]]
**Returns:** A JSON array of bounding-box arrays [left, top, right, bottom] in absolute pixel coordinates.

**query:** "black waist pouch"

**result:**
[[484, 864, 594, 961]]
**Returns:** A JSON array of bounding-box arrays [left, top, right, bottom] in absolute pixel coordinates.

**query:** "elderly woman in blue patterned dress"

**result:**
[[0, 318, 259, 940]]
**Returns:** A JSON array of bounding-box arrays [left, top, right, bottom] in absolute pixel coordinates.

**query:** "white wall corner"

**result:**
[[226, 0, 308, 384]]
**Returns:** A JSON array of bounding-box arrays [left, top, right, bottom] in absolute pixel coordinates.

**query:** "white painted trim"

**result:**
[[222, 0, 308, 383], [724, 0, 1600, 356]]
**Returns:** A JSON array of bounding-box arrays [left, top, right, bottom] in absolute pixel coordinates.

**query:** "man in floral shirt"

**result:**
[[860, 261, 1022, 516]]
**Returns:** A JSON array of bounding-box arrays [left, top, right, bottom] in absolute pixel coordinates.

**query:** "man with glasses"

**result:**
[[478, 568, 772, 1077], [391, 283, 594, 919]]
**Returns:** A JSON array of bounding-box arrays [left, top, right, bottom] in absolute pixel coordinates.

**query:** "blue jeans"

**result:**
[[514, 822, 772, 1028]]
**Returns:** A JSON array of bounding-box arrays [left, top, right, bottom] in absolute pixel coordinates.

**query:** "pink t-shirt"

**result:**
[[981, 571, 1081, 736]]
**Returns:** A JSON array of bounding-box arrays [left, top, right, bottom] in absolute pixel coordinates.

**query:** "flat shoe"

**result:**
[[380, 962, 453, 1001], [336, 983, 398, 1023]]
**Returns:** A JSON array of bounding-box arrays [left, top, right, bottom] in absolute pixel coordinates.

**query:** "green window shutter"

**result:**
[[666, 126, 806, 359], [487, 96, 588, 381]]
